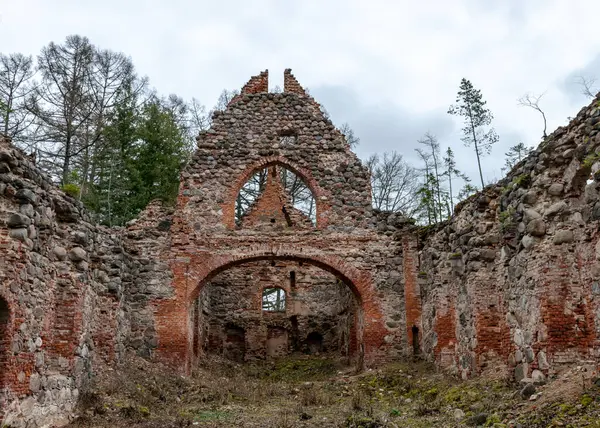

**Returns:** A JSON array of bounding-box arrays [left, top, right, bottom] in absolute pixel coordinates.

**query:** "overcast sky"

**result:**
[[1, 0, 600, 188]]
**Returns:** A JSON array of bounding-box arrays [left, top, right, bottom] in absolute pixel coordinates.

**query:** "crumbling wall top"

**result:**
[[283, 68, 307, 96], [240, 70, 269, 95]]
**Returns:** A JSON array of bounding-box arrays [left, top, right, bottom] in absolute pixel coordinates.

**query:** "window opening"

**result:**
[[262, 288, 286, 312], [279, 131, 297, 147], [235, 165, 316, 226], [290, 271, 296, 288]]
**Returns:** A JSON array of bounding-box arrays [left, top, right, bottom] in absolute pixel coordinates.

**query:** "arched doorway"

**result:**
[[154, 249, 386, 373], [191, 258, 362, 364]]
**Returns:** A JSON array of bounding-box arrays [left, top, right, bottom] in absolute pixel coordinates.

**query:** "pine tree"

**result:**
[[442, 147, 470, 215], [503, 142, 532, 173], [448, 78, 498, 189], [135, 97, 189, 207], [417, 133, 444, 222]]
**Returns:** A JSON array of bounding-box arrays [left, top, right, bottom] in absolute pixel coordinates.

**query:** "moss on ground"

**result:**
[[65, 356, 600, 428]]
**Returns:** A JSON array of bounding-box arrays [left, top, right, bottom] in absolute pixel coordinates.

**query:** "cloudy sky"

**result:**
[[1, 0, 600, 188]]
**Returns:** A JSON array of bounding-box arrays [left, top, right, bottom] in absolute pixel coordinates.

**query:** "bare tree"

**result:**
[[78, 48, 146, 197], [415, 148, 435, 224], [28, 35, 96, 184], [187, 97, 210, 141], [503, 142, 533, 172], [442, 147, 469, 216], [235, 166, 316, 226], [280, 168, 315, 222], [366, 151, 420, 216], [575, 74, 598, 99], [517, 92, 548, 138], [0, 53, 37, 142], [338, 122, 360, 149], [262, 288, 286, 311], [212, 89, 240, 113]]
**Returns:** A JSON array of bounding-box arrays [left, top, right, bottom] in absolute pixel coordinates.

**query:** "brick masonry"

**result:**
[[2, 70, 599, 426], [194, 260, 358, 361]]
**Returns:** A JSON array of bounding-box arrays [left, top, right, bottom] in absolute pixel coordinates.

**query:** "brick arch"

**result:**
[[187, 251, 369, 303], [155, 249, 388, 371], [221, 156, 331, 229]]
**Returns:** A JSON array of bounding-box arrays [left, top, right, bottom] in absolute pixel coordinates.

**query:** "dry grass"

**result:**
[[65, 356, 600, 428]]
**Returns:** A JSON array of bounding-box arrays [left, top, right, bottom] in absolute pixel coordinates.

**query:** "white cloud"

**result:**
[[1, 0, 600, 186]]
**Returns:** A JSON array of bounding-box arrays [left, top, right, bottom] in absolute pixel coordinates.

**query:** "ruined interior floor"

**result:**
[[65, 355, 600, 428]]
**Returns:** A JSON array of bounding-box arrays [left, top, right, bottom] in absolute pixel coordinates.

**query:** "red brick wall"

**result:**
[[241, 70, 269, 95], [434, 300, 457, 368], [154, 249, 391, 371], [283, 69, 306, 96], [539, 254, 596, 361], [195, 260, 358, 361]]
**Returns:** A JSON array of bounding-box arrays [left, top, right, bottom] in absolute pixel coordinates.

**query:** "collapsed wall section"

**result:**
[[420, 94, 600, 380]]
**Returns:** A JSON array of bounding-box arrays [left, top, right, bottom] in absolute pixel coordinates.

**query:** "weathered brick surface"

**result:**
[[240, 166, 314, 230], [5, 69, 599, 425], [0, 137, 134, 426]]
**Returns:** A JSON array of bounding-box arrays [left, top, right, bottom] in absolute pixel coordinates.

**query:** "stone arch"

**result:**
[[221, 156, 330, 229]]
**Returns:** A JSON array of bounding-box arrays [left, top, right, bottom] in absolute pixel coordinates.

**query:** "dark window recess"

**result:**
[[290, 271, 296, 288], [305, 332, 323, 354], [411, 325, 420, 356]]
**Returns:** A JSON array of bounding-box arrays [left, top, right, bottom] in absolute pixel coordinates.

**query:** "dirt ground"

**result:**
[[65, 356, 600, 428]]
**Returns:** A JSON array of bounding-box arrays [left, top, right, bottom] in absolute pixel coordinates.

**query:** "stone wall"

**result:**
[[0, 136, 131, 426], [9, 66, 587, 424], [419, 94, 600, 381]]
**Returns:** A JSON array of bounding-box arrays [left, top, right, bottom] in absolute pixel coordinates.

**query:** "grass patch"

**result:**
[[244, 356, 339, 382]]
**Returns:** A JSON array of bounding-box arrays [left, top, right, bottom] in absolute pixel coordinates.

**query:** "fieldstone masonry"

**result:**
[[0, 69, 599, 426], [419, 93, 600, 381]]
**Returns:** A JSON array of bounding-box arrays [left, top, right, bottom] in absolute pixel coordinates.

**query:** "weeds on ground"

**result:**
[[65, 356, 600, 428]]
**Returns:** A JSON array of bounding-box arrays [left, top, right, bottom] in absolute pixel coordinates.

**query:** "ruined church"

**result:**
[[1, 69, 600, 426]]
